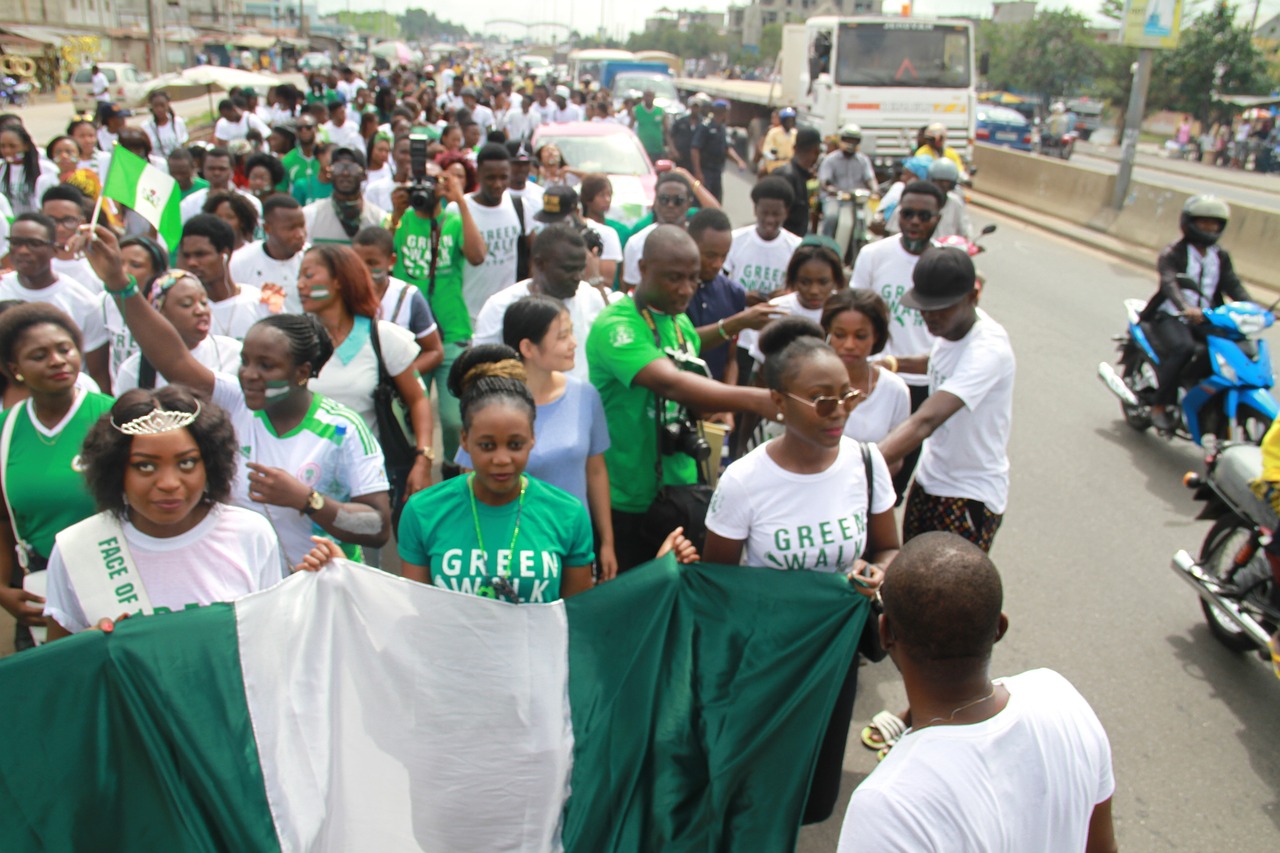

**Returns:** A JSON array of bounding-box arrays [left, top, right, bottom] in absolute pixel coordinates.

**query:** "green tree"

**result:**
[[397, 8, 468, 42], [1148, 2, 1272, 121], [980, 9, 1102, 105], [758, 23, 783, 60]]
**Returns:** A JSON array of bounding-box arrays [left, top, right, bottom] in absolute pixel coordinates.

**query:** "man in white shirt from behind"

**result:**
[[838, 532, 1117, 853], [472, 224, 606, 382]]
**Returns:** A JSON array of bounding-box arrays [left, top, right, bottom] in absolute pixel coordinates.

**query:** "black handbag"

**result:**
[[855, 441, 889, 662], [369, 319, 417, 476]]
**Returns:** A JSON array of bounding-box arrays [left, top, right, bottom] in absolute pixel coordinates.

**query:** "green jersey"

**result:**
[[178, 177, 209, 201], [1, 393, 114, 559], [586, 297, 701, 513], [398, 474, 594, 603], [633, 104, 666, 157], [281, 149, 318, 191], [393, 210, 470, 343]]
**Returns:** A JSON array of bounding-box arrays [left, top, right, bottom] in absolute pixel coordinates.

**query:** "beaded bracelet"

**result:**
[[114, 274, 139, 300]]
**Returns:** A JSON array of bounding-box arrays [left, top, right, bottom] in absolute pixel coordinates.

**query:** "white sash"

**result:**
[[53, 513, 155, 627]]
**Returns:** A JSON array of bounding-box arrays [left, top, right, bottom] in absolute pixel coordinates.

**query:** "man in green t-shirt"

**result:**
[[391, 168, 487, 469], [283, 116, 322, 200], [586, 225, 777, 572], [166, 149, 208, 200], [633, 89, 667, 161]]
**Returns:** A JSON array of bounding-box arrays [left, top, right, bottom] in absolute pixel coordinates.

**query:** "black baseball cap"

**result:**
[[534, 185, 579, 222], [330, 146, 367, 170], [505, 139, 531, 162], [900, 246, 976, 311]]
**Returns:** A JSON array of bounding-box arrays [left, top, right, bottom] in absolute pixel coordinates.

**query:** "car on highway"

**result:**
[[610, 72, 685, 119], [975, 105, 1034, 152], [530, 122, 656, 229], [70, 62, 150, 112]]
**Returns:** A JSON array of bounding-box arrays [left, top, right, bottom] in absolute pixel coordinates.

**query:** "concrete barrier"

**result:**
[[973, 142, 1276, 286]]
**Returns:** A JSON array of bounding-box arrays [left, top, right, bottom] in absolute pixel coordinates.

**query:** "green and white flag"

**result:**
[[0, 557, 867, 852], [101, 144, 182, 252]]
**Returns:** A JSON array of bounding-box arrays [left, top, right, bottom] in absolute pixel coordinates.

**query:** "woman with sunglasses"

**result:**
[[702, 316, 899, 826]]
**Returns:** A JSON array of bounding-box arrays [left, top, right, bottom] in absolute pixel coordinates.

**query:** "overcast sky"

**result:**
[[315, 0, 1277, 42]]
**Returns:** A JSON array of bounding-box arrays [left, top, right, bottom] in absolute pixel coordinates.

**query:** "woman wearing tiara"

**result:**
[[43, 386, 332, 639]]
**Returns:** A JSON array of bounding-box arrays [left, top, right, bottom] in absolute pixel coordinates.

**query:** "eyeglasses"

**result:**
[[656, 194, 689, 206], [898, 208, 938, 222], [786, 389, 861, 418], [49, 215, 84, 230], [9, 237, 53, 249]]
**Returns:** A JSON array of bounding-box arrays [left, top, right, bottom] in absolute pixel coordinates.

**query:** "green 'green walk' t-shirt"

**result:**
[[586, 297, 701, 513], [398, 474, 594, 603], [1, 392, 114, 560], [281, 149, 319, 200], [393, 210, 470, 343]]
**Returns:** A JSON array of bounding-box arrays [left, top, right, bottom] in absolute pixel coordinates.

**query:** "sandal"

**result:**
[[877, 745, 892, 762], [860, 710, 907, 751]]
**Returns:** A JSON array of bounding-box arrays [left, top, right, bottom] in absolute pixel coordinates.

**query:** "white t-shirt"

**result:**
[[621, 222, 657, 287], [211, 372, 390, 563], [364, 177, 398, 214], [115, 334, 242, 393], [503, 108, 542, 142], [472, 279, 607, 382], [915, 309, 1015, 513], [380, 277, 438, 340], [707, 437, 894, 571], [211, 284, 270, 340], [843, 366, 911, 444], [0, 272, 108, 351], [553, 104, 584, 123], [180, 186, 262, 224], [99, 294, 135, 382], [51, 256, 104, 293], [455, 192, 527, 321], [92, 71, 109, 100], [214, 112, 271, 144], [723, 225, 802, 295], [142, 115, 190, 158], [228, 241, 306, 314], [586, 218, 623, 263], [44, 504, 286, 633], [740, 291, 823, 363], [468, 104, 496, 133], [851, 234, 936, 387], [309, 318, 419, 434], [323, 117, 363, 150], [838, 668, 1114, 853], [336, 78, 367, 102], [509, 181, 545, 218]]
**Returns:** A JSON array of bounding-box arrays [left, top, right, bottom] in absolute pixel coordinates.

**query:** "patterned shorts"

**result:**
[[903, 484, 1004, 553]]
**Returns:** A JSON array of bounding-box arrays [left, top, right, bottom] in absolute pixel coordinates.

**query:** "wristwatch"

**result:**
[[301, 489, 325, 516], [416, 446, 436, 461]]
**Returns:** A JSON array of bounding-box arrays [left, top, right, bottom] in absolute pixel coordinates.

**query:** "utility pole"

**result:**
[[1111, 48, 1152, 211], [146, 0, 164, 75]]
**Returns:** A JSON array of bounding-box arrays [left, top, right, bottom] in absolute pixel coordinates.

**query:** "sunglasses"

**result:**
[[786, 389, 862, 418], [9, 237, 53, 249], [330, 162, 362, 173], [656, 194, 689, 206], [898, 208, 938, 222]]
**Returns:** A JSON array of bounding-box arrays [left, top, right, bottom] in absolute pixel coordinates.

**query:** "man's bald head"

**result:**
[[638, 224, 700, 314], [882, 532, 1004, 664], [643, 223, 698, 265]]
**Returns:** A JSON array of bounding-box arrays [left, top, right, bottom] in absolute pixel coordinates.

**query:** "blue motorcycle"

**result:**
[[1097, 291, 1279, 445]]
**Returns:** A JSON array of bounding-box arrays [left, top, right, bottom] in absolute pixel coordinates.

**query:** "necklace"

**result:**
[[468, 473, 527, 572], [916, 684, 998, 730]]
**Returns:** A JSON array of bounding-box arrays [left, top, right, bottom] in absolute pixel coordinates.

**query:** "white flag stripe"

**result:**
[[235, 562, 574, 853], [131, 164, 177, 229]]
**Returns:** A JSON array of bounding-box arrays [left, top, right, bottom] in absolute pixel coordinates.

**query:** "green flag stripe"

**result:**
[[561, 557, 868, 852], [0, 604, 281, 852], [101, 145, 183, 253]]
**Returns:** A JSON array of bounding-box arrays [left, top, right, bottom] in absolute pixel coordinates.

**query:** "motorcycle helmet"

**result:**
[[927, 158, 960, 183], [925, 122, 947, 144], [779, 107, 797, 120], [902, 155, 934, 180], [1180, 195, 1230, 247], [839, 122, 862, 141], [1051, 101, 1066, 114]]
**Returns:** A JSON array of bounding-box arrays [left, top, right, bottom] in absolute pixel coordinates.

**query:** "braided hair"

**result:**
[[759, 316, 832, 392], [252, 314, 334, 378], [447, 344, 536, 432]]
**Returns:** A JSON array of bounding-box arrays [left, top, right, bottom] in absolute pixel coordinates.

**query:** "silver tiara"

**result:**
[[111, 401, 201, 436]]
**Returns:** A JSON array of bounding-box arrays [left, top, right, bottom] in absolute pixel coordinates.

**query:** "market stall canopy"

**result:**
[[1212, 93, 1280, 109], [370, 41, 423, 65], [147, 65, 281, 99]]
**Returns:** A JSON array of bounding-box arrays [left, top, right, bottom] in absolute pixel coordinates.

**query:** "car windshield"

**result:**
[[613, 74, 678, 101], [835, 22, 970, 88], [540, 133, 650, 176]]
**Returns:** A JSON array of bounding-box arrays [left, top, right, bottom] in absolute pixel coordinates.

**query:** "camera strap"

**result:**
[[639, 304, 709, 488], [426, 215, 442, 298]]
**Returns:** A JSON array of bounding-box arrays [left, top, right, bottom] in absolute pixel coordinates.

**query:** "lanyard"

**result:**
[[638, 305, 687, 351]]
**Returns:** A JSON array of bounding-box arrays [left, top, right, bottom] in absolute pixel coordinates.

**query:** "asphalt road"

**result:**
[[712, 171, 1280, 851]]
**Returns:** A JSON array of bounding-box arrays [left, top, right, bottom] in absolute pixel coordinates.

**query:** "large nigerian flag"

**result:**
[[0, 557, 867, 852], [101, 144, 182, 252]]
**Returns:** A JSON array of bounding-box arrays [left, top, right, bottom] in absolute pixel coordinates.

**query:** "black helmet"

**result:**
[[1180, 195, 1230, 247]]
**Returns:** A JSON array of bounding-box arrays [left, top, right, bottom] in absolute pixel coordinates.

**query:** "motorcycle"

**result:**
[[1170, 442, 1279, 663], [0, 76, 31, 107], [1096, 279, 1279, 445], [1038, 129, 1076, 160], [938, 222, 997, 257], [830, 188, 871, 266]]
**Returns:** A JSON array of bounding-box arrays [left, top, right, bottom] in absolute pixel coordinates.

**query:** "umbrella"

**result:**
[[370, 41, 422, 66], [979, 91, 1026, 105], [146, 65, 282, 117]]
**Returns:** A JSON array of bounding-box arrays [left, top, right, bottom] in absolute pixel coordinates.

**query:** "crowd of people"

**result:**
[[0, 52, 1117, 851]]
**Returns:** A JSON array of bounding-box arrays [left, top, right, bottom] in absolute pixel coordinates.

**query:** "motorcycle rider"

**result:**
[[1046, 102, 1070, 138], [818, 123, 877, 238], [757, 107, 797, 176], [1141, 196, 1251, 432], [914, 122, 965, 178]]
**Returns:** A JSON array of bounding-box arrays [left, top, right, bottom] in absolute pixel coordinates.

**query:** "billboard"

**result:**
[[1121, 0, 1184, 49]]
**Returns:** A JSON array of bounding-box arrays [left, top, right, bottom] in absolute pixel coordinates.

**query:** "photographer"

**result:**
[[586, 225, 779, 571], [391, 146, 487, 476]]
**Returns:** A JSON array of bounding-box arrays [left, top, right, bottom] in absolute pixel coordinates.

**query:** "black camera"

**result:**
[[573, 218, 605, 255], [407, 129, 438, 215], [660, 418, 711, 462]]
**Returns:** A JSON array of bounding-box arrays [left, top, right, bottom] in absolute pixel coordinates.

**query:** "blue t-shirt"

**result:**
[[685, 273, 747, 382], [456, 375, 610, 509]]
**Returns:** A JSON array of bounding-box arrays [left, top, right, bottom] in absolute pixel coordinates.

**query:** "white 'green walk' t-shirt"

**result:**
[[212, 374, 389, 565], [398, 474, 594, 603]]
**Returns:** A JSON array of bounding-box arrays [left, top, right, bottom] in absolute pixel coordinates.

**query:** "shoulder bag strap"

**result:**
[[427, 216, 442, 297], [859, 441, 874, 560], [391, 283, 411, 326], [0, 403, 31, 569], [369, 317, 391, 385]]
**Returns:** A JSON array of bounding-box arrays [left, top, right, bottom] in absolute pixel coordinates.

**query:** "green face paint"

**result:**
[[263, 379, 292, 401]]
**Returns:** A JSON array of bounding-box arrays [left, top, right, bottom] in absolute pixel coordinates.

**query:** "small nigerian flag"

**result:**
[[102, 144, 182, 252]]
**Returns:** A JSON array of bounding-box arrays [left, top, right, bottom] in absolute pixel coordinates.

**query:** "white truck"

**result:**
[[678, 15, 977, 175]]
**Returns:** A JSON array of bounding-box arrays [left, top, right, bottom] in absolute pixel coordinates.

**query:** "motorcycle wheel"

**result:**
[[1234, 405, 1271, 444], [1062, 142, 1073, 161], [1197, 516, 1271, 652], [1119, 349, 1152, 431]]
